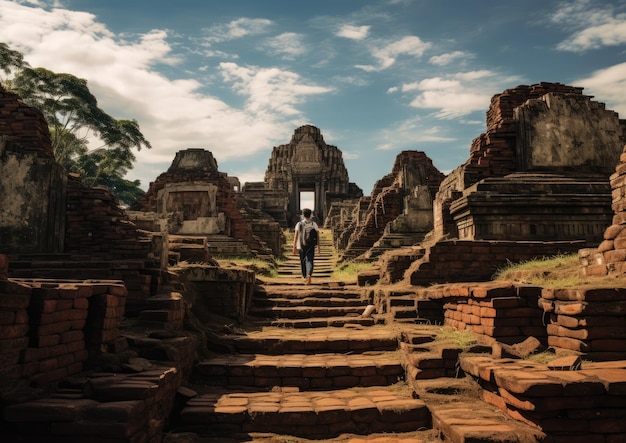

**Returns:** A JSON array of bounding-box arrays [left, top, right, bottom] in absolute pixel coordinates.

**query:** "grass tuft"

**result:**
[[435, 326, 477, 349], [213, 256, 277, 277], [493, 252, 626, 288], [331, 261, 375, 280]]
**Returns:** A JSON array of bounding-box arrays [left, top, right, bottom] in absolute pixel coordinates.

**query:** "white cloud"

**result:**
[[230, 168, 265, 187], [552, 0, 626, 51], [219, 62, 333, 117], [203, 17, 273, 43], [576, 62, 626, 116], [264, 32, 307, 59], [401, 71, 521, 118], [454, 70, 496, 82], [340, 151, 359, 160], [331, 75, 369, 87], [0, 1, 329, 188], [355, 64, 377, 72], [429, 50, 470, 66], [376, 143, 394, 151], [357, 35, 431, 71], [337, 24, 370, 40], [376, 118, 456, 151]]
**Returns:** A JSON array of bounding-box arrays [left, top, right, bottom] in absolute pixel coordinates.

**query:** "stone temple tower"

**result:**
[[243, 125, 362, 227]]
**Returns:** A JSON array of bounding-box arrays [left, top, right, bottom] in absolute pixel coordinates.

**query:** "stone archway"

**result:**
[[243, 125, 363, 227]]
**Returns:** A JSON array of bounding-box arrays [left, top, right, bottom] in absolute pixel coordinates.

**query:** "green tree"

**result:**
[[0, 42, 29, 77], [0, 43, 151, 206]]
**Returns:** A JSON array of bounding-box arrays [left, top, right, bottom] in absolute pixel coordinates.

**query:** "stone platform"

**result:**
[[179, 386, 430, 438]]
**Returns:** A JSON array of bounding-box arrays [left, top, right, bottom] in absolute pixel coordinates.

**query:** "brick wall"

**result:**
[[461, 355, 626, 442], [580, 143, 626, 277], [0, 86, 54, 158], [539, 286, 626, 361], [413, 282, 545, 345], [377, 239, 582, 285], [0, 278, 126, 389], [65, 176, 153, 260]]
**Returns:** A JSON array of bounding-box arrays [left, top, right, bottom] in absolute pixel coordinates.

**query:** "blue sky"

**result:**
[[0, 0, 625, 195]]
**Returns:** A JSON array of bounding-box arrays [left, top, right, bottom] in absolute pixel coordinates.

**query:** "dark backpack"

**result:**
[[302, 221, 317, 247]]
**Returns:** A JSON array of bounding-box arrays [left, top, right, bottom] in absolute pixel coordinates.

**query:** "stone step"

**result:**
[[174, 431, 442, 442], [253, 294, 366, 304], [222, 327, 399, 354], [392, 307, 418, 319], [193, 352, 404, 388], [178, 385, 431, 438], [430, 401, 544, 443], [257, 316, 378, 328], [253, 297, 367, 308], [249, 305, 366, 319], [268, 316, 379, 328], [254, 288, 364, 300], [276, 271, 333, 278], [276, 269, 333, 275], [414, 378, 545, 443]]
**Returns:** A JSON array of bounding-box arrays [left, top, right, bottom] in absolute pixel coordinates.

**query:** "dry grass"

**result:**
[[331, 261, 375, 280], [493, 253, 626, 288], [435, 326, 478, 349]]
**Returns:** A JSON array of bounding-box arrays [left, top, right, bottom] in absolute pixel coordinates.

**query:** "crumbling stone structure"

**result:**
[[243, 125, 363, 226], [324, 198, 368, 251], [131, 148, 281, 259], [580, 142, 626, 277], [330, 151, 445, 261], [0, 274, 128, 389], [365, 83, 626, 285], [436, 82, 625, 243], [539, 286, 626, 361], [0, 87, 66, 254], [0, 88, 258, 443], [0, 86, 160, 310]]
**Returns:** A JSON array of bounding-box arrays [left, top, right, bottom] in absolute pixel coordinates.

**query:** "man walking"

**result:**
[[292, 208, 320, 285]]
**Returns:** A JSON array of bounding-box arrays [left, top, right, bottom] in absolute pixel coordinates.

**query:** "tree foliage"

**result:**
[[0, 42, 29, 77], [0, 43, 151, 206]]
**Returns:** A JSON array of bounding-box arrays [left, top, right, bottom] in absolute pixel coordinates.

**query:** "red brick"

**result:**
[[0, 324, 29, 340], [0, 254, 7, 279], [73, 298, 89, 310], [552, 287, 626, 302], [0, 293, 31, 310], [36, 321, 73, 336], [548, 336, 589, 352], [582, 264, 608, 277], [481, 317, 530, 327], [480, 307, 497, 317], [494, 370, 564, 397], [589, 417, 626, 433], [38, 357, 58, 372]]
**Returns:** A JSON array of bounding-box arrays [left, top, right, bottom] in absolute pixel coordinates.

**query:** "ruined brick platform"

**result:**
[[193, 352, 404, 388], [460, 356, 626, 442], [179, 386, 430, 438]]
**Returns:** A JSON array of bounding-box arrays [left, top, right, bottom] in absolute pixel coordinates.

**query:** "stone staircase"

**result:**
[[274, 229, 334, 279], [172, 229, 545, 442]]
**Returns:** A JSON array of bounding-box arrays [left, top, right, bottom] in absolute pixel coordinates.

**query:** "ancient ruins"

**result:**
[[1, 81, 626, 443], [243, 124, 363, 227]]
